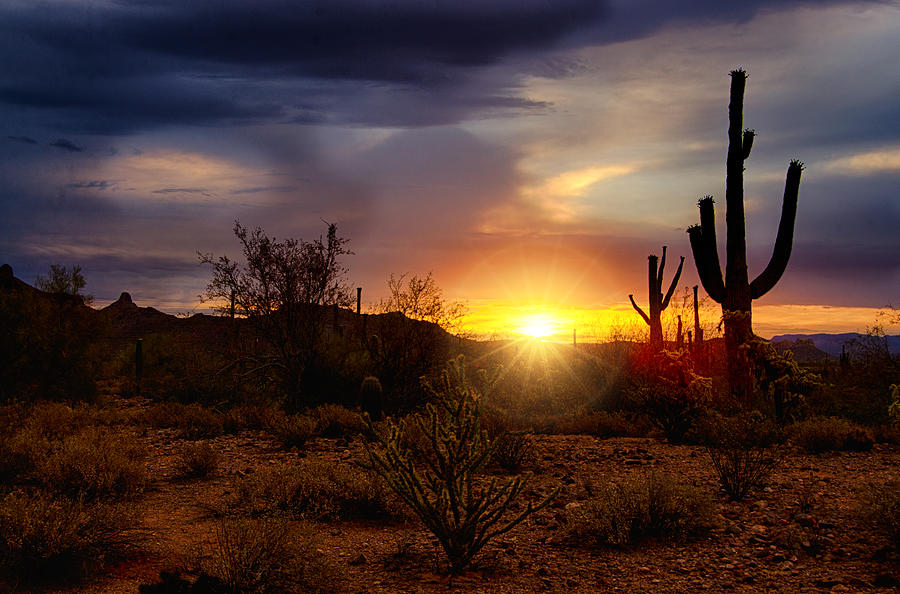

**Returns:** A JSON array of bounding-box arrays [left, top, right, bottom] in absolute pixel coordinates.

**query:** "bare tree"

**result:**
[[35, 264, 93, 305], [200, 221, 351, 408], [364, 272, 467, 411]]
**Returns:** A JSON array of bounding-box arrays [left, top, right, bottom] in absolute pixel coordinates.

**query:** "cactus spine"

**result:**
[[687, 69, 803, 402], [629, 246, 684, 348]]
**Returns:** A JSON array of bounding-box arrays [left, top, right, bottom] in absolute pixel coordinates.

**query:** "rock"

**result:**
[[349, 553, 367, 566], [564, 502, 582, 511]]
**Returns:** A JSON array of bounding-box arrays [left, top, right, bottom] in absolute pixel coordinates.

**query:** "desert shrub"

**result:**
[[206, 517, 336, 594], [624, 349, 712, 443], [860, 478, 900, 547], [35, 426, 147, 500], [564, 472, 715, 546], [0, 489, 132, 580], [309, 403, 364, 438], [549, 410, 649, 438], [490, 432, 536, 473], [792, 416, 874, 453], [176, 442, 221, 479], [0, 285, 101, 403], [364, 355, 557, 574], [223, 403, 282, 433], [236, 459, 399, 521], [142, 402, 225, 440], [704, 412, 783, 501], [269, 414, 318, 450]]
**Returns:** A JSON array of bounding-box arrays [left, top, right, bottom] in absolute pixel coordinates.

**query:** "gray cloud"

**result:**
[[7, 135, 37, 144], [49, 138, 84, 152]]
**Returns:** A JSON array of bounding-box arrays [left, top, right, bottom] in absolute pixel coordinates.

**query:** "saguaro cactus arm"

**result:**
[[661, 256, 685, 310], [629, 294, 650, 325], [750, 160, 803, 299], [687, 197, 726, 303]]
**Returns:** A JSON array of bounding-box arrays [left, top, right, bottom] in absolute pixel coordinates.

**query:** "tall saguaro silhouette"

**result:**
[[687, 69, 803, 402], [629, 246, 684, 349]]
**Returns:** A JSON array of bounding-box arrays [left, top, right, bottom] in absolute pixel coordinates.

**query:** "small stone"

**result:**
[[349, 553, 367, 566]]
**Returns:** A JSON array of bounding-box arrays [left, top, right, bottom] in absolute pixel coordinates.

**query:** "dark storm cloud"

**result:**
[[49, 138, 84, 152], [0, 0, 858, 133], [6, 135, 37, 144]]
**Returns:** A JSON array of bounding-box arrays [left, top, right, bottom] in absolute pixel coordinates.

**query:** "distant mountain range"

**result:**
[[769, 333, 900, 357]]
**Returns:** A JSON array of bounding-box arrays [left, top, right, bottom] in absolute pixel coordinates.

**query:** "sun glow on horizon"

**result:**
[[514, 312, 562, 338]]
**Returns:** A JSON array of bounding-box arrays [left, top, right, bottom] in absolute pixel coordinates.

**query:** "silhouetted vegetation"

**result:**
[[628, 246, 684, 350], [363, 356, 556, 573], [687, 69, 803, 403], [200, 222, 352, 410]]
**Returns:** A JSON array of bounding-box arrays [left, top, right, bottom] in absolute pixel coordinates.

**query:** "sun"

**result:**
[[514, 312, 561, 339]]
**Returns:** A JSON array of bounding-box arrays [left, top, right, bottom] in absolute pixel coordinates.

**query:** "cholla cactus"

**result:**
[[363, 355, 555, 573]]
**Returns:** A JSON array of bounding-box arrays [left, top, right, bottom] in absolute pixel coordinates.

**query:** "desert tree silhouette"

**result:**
[[200, 221, 351, 410]]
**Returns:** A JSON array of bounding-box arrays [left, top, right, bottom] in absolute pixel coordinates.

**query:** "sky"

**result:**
[[1, 0, 899, 340]]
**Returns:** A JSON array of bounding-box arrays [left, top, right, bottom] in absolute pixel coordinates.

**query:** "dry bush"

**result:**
[[223, 403, 283, 433], [206, 517, 337, 594], [859, 477, 900, 547], [564, 472, 715, 546], [309, 403, 364, 438], [35, 426, 147, 500], [548, 410, 649, 438], [176, 442, 221, 479], [142, 402, 225, 439], [236, 459, 400, 521], [704, 412, 783, 501], [792, 416, 874, 453], [490, 432, 536, 472], [269, 414, 318, 450], [0, 489, 133, 581]]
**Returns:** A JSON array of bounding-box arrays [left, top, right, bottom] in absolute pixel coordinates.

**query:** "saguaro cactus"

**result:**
[[692, 285, 703, 345], [629, 246, 684, 349], [687, 69, 803, 402]]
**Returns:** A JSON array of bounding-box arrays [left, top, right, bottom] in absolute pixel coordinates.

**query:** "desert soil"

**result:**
[[47, 398, 900, 593]]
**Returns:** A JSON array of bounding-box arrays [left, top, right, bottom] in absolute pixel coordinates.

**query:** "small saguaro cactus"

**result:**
[[692, 285, 703, 345], [629, 246, 684, 349], [687, 69, 803, 402]]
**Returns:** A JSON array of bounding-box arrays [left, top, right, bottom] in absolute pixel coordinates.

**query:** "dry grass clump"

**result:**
[[564, 472, 715, 546], [175, 441, 221, 479], [223, 402, 283, 433], [236, 459, 401, 521], [792, 416, 874, 453], [859, 477, 900, 547], [0, 489, 133, 581], [309, 403, 365, 438], [142, 401, 225, 439], [269, 414, 318, 450], [35, 426, 147, 500], [490, 432, 537, 472], [205, 517, 337, 594]]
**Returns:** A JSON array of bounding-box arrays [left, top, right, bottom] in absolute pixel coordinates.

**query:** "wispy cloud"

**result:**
[[66, 180, 113, 190], [228, 185, 297, 195], [152, 187, 210, 196], [825, 146, 900, 174], [7, 135, 37, 144], [49, 138, 84, 152]]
